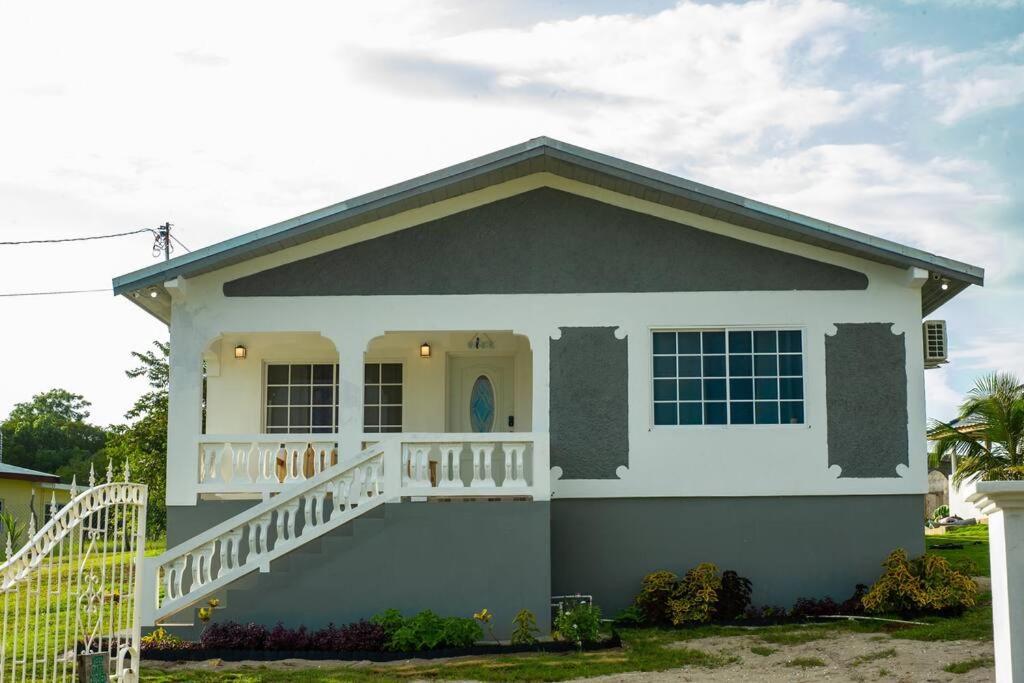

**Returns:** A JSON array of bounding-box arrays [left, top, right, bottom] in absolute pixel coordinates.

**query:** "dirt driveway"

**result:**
[[578, 631, 994, 682]]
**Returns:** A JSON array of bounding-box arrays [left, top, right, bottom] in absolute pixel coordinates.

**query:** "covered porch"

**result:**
[[191, 329, 548, 501]]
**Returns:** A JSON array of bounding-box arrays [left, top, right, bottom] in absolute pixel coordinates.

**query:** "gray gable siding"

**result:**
[[223, 188, 868, 296]]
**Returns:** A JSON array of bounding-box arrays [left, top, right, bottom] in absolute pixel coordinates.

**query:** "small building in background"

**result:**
[[0, 463, 73, 542]]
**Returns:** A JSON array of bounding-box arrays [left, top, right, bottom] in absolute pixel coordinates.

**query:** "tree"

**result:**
[[930, 372, 1024, 486], [0, 389, 107, 481], [104, 341, 169, 536]]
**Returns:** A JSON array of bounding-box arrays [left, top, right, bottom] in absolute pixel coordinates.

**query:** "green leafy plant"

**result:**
[[634, 570, 679, 625], [371, 608, 406, 641], [668, 563, 721, 625], [862, 549, 977, 615], [932, 504, 950, 520], [511, 609, 539, 646], [612, 605, 645, 627], [553, 602, 602, 647], [0, 511, 25, 558], [386, 610, 482, 651], [473, 608, 500, 645]]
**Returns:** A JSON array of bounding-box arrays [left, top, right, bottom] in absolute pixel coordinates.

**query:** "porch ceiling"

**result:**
[[113, 137, 983, 317]]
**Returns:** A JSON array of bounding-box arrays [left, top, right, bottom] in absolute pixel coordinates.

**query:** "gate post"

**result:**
[[968, 482, 1024, 683]]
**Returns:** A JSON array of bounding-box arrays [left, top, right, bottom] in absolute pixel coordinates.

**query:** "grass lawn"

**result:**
[[926, 524, 990, 576]]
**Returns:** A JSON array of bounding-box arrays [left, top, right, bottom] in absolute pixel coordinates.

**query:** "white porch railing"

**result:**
[[197, 435, 340, 493], [149, 433, 548, 624]]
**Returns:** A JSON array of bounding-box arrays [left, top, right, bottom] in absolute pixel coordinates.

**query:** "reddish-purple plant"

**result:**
[[266, 622, 311, 650], [199, 621, 269, 650], [336, 620, 388, 651]]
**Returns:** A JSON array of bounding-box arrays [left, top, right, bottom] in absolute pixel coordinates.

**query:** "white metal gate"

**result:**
[[0, 463, 147, 682]]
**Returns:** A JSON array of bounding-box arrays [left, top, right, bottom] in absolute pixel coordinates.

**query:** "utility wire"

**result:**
[[0, 227, 154, 246], [0, 288, 111, 297], [169, 233, 191, 252]]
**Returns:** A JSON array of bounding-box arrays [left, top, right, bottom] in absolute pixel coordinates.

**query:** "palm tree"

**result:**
[[929, 372, 1024, 486]]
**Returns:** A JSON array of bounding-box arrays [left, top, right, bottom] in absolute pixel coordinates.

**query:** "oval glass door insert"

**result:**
[[469, 375, 496, 432]]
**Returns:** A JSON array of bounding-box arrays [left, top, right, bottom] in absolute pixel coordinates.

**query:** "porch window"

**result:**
[[652, 329, 804, 426], [265, 363, 339, 433], [364, 363, 403, 433]]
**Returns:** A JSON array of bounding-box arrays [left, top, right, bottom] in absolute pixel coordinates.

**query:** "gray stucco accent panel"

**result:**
[[826, 323, 909, 478], [223, 188, 868, 296], [167, 501, 551, 639], [551, 495, 923, 615], [550, 328, 629, 479]]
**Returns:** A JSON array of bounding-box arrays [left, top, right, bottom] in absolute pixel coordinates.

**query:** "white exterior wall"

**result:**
[[163, 173, 929, 506]]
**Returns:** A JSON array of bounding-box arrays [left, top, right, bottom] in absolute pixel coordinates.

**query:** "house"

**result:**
[[0, 463, 72, 543], [113, 137, 983, 635]]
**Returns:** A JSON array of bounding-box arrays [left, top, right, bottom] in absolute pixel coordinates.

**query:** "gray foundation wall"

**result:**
[[167, 500, 551, 638], [550, 495, 923, 615]]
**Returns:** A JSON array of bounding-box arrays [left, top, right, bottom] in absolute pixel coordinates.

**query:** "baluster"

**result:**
[[229, 529, 243, 568], [303, 444, 315, 479], [246, 443, 260, 483], [219, 444, 235, 484], [336, 475, 353, 511], [470, 443, 496, 488], [275, 446, 287, 483], [504, 445, 527, 487], [439, 444, 462, 488], [374, 457, 384, 496]]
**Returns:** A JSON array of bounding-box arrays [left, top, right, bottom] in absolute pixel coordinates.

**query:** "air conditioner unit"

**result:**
[[923, 320, 948, 369]]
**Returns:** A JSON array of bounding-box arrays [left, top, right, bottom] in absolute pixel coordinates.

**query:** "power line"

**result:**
[[169, 233, 191, 252], [0, 288, 111, 297], [0, 227, 154, 246]]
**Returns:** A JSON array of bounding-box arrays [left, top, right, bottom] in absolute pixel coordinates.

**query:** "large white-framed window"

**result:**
[[363, 362, 403, 433], [264, 363, 339, 434], [652, 328, 805, 426]]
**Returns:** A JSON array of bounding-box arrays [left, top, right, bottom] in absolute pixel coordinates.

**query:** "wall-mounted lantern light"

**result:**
[[419, 342, 431, 358], [940, 279, 950, 291], [234, 344, 247, 360]]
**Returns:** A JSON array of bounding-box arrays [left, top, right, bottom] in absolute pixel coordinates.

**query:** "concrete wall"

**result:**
[[173, 501, 551, 638], [550, 495, 924, 614]]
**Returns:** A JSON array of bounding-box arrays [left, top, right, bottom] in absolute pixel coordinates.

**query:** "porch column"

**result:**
[[166, 311, 205, 506], [968, 482, 1024, 683], [329, 330, 371, 462], [528, 328, 553, 500]]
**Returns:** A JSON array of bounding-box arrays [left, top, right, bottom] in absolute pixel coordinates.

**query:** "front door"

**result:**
[[447, 356, 516, 433]]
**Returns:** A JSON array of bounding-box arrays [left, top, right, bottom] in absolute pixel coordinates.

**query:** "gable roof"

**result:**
[[113, 136, 983, 318], [0, 462, 61, 484]]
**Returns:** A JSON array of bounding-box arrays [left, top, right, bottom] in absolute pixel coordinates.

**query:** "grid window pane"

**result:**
[[654, 379, 677, 401], [729, 354, 752, 376], [653, 332, 676, 354], [679, 379, 702, 401], [265, 363, 339, 433], [654, 402, 678, 425], [364, 362, 404, 433], [652, 329, 804, 426], [679, 403, 702, 425], [677, 332, 701, 354]]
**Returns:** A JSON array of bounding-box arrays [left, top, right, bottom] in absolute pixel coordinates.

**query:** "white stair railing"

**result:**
[[142, 441, 393, 625]]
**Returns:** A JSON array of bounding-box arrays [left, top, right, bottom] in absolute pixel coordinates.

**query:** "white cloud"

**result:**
[[884, 32, 1024, 124]]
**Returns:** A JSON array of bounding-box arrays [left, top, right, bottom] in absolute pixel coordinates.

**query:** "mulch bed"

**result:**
[[142, 633, 621, 662]]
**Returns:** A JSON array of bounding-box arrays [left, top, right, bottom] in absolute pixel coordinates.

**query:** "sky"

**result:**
[[0, 0, 1021, 428]]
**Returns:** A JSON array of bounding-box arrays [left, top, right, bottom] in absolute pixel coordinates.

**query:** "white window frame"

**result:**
[[362, 360, 405, 434], [649, 325, 808, 429], [262, 361, 340, 434]]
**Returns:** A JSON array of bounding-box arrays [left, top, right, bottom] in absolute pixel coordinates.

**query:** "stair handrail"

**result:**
[[144, 440, 396, 623], [151, 441, 388, 567]]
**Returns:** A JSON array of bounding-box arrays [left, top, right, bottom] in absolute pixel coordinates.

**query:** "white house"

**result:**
[[114, 137, 983, 635]]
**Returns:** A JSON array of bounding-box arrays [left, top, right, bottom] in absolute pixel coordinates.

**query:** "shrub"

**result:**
[[511, 609, 539, 646], [743, 604, 788, 620], [199, 621, 269, 650], [612, 605, 645, 627], [715, 570, 753, 620], [336, 620, 388, 651], [387, 610, 482, 651], [371, 608, 405, 641], [140, 627, 192, 651], [668, 563, 721, 625], [932, 505, 950, 520], [862, 549, 977, 616], [553, 602, 602, 646], [840, 584, 868, 615], [790, 596, 839, 618], [634, 570, 679, 625], [266, 622, 311, 650]]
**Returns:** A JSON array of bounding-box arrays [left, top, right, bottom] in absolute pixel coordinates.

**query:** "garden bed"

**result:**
[[142, 632, 621, 662]]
